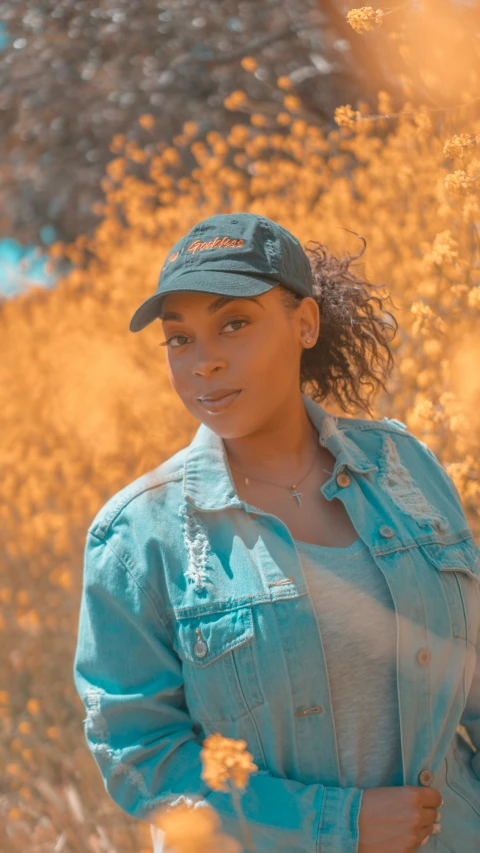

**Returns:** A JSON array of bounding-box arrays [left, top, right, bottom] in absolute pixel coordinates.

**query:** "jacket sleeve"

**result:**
[[73, 531, 364, 853], [418, 441, 480, 776], [460, 623, 480, 780]]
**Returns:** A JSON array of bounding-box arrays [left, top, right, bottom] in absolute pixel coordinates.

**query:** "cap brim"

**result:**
[[128, 270, 279, 332]]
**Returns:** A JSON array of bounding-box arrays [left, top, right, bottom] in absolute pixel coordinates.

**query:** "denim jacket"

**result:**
[[73, 393, 480, 853]]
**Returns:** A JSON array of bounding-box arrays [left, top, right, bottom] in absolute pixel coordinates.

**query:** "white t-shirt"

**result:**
[[294, 535, 404, 789]]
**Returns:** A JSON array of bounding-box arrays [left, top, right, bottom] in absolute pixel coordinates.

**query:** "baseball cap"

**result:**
[[129, 212, 314, 332]]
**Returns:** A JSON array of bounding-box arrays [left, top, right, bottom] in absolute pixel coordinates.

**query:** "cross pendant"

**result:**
[[290, 489, 303, 505]]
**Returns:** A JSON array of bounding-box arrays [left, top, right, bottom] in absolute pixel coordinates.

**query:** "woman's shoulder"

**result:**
[[337, 412, 409, 434], [338, 412, 471, 535], [337, 412, 435, 460], [335, 412, 427, 466], [87, 446, 188, 540]]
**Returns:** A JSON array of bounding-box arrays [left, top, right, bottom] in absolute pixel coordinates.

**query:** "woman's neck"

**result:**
[[223, 409, 323, 484]]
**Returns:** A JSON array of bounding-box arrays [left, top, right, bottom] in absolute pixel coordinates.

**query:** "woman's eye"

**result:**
[[222, 318, 249, 335], [159, 318, 249, 349]]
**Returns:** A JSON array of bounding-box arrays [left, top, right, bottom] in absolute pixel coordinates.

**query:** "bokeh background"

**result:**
[[1, 1, 480, 850]]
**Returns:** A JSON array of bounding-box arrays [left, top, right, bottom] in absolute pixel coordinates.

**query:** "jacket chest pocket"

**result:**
[[173, 605, 264, 723], [419, 536, 480, 647]]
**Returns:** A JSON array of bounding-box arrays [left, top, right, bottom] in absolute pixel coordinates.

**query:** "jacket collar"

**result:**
[[183, 392, 378, 512]]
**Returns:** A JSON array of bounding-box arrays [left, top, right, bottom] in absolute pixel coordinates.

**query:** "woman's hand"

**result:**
[[358, 785, 443, 852]]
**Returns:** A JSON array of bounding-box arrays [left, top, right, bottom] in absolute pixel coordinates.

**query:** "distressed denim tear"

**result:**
[[377, 435, 449, 535], [179, 502, 212, 593], [84, 686, 150, 800], [319, 412, 364, 463], [320, 413, 339, 445]]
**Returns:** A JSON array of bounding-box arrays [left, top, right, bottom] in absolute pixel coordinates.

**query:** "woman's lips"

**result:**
[[198, 390, 242, 413]]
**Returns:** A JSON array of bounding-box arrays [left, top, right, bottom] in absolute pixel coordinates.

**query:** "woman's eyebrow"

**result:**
[[161, 295, 264, 322]]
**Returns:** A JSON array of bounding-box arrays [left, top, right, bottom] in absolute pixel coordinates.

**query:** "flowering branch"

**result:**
[[346, 4, 415, 34], [335, 94, 480, 131], [228, 781, 255, 853], [200, 734, 258, 853]]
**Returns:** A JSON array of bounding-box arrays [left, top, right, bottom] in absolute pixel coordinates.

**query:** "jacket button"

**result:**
[[419, 769, 434, 786], [336, 473, 351, 488], [417, 648, 431, 666], [193, 633, 208, 658], [379, 525, 396, 539], [194, 639, 208, 658]]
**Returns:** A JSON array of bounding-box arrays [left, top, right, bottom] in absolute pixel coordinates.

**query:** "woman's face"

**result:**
[[160, 286, 319, 439]]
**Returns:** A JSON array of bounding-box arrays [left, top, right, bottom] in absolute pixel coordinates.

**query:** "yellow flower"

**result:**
[[227, 124, 251, 148], [449, 411, 469, 433], [347, 6, 384, 34], [163, 147, 182, 167], [250, 113, 269, 127], [57, 569, 73, 590], [19, 786, 32, 801], [183, 121, 198, 137], [467, 157, 480, 177], [422, 230, 459, 268], [233, 153, 248, 168], [411, 301, 437, 337], [109, 133, 126, 153], [241, 57, 257, 73], [224, 90, 247, 111], [462, 196, 480, 223], [443, 134, 477, 159], [0, 588, 12, 604], [206, 130, 222, 145], [26, 699, 40, 716], [277, 76, 292, 90], [416, 369, 436, 390], [334, 105, 361, 130], [283, 95, 301, 112], [468, 287, 480, 310], [445, 170, 477, 195], [152, 800, 242, 853], [138, 114, 156, 130], [423, 338, 443, 359], [377, 90, 392, 115], [414, 112, 433, 136], [201, 733, 258, 793], [47, 726, 60, 740], [16, 589, 29, 605], [129, 148, 149, 165], [292, 119, 308, 138], [173, 134, 187, 147], [413, 399, 438, 423]]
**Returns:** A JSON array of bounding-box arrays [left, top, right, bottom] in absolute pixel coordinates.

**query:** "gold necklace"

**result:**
[[229, 446, 334, 507]]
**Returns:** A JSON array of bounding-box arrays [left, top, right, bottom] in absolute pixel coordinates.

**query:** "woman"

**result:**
[[73, 213, 480, 852]]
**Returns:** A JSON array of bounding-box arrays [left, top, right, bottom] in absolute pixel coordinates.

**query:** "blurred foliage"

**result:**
[[2, 0, 478, 247], [1, 1, 480, 851], [0, 0, 337, 246]]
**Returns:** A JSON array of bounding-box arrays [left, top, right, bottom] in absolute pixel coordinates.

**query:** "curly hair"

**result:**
[[277, 232, 399, 419]]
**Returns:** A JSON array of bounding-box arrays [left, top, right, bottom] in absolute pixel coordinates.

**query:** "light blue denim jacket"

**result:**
[[73, 394, 480, 853]]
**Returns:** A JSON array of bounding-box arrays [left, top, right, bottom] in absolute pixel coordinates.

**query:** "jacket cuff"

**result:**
[[318, 786, 364, 852]]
